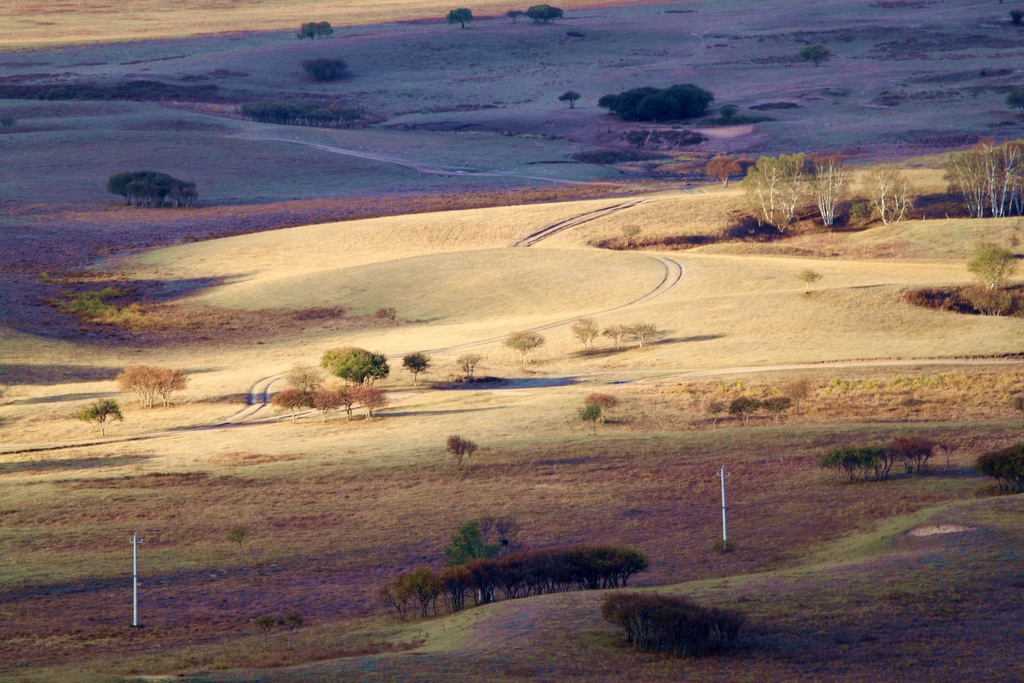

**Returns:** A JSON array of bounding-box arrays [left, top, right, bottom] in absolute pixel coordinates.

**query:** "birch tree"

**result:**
[[810, 155, 849, 227]]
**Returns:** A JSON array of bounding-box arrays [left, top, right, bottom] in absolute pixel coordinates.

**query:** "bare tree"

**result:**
[[810, 155, 849, 227], [457, 353, 483, 380], [867, 165, 915, 224], [117, 365, 189, 408], [744, 154, 806, 231], [446, 435, 479, 469], [602, 324, 626, 351], [570, 317, 600, 351], [945, 141, 1024, 218], [625, 322, 659, 349], [285, 364, 324, 394], [504, 331, 545, 365]]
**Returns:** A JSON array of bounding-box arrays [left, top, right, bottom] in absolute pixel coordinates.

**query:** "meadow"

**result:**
[[1, 0, 1024, 680]]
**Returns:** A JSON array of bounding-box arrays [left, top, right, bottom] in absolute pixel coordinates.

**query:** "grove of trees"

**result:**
[[602, 592, 744, 656], [944, 140, 1024, 218], [239, 102, 360, 128], [116, 365, 189, 408], [107, 171, 197, 208], [598, 84, 714, 122], [975, 442, 1024, 492]]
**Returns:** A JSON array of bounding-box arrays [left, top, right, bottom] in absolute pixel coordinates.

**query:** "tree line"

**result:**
[[239, 101, 361, 128], [107, 171, 197, 207]]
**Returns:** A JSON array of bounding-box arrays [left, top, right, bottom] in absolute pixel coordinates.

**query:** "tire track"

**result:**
[[510, 200, 644, 247]]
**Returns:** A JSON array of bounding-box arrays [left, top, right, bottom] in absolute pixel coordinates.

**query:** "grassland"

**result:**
[[2, 0, 1024, 680]]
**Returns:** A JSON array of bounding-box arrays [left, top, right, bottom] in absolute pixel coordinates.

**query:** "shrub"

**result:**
[[302, 58, 348, 81], [817, 445, 898, 482], [446, 435, 479, 470], [1012, 9, 1023, 24], [975, 443, 1024, 492], [889, 436, 935, 474], [239, 101, 361, 128], [297, 21, 333, 39], [598, 84, 713, 122], [601, 593, 744, 656], [711, 539, 734, 554]]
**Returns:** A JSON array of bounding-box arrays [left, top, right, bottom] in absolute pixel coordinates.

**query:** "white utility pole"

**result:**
[[719, 467, 730, 543], [131, 532, 144, 627]]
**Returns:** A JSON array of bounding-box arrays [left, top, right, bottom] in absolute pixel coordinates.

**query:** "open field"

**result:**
[[3, 0, 1024, 680]]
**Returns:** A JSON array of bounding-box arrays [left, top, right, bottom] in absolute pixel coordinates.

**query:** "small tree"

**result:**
[[810, 155, 849, 227], [337, 387, 356, 420], [706, 400, 725, 429], [312, 389, 343, 422], [602, 324, 626, 351], [282, 611, 303, 648], [728, 396, 761, 426], [585, 392, 619, 421], [457, 353, 483, 380], [76, 398, 123, 436], [967, 242, 1018, 290], [375, 307, 398, 325], [558, 91, 581, 109], [1006, 89, 1024, 115], [302, 58, 347, 82], [445, 520, 500, 565], [974, 443, 1024, 492], [579, 402, 602, 434], [798, 268, 823, 294], [402, 352, 432, 386], [272, 389, 307, 421], [625, 322, 659, 349], [117, 365, 188, 408], [0, 116, 14, 131], [321, 346, 390, 385], [1011, 394, 1024, 423], [226, 525, 249, 559], [504, 330, 545, 365], [255, 615, 276, 644], [867, 165, 915, 224], [526, 4, 563, 22], [799, 44, 831, 66], [285, 363, 324, 395], [297, 21, 333, 39], [447, 8, 473, 28], [783, 377, 812, 413], [705, 155, 741, 186], [762, 396, 792, 425], [506, 9, 525, 22], [570, 317, 600, 351], [446, 435, 479, 470], [352, 385, 388, 419]]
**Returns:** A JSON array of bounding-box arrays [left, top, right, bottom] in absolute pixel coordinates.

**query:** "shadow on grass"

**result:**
[[0, 365, 122, 385], [0, 454, 150, 476]]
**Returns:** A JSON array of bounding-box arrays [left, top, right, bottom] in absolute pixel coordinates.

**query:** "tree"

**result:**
[[570, 317, 600, 351], [447, 8, 473, 28], [799, 44, 831, 66], [762, 396, 792, 424], [375, 307, 398, 325], [321, 346, 390, 385], [1012, 9, 1024, 24], [1007, 89, 1024, 114], [297, 21, 333, 39], [76, 398, 123, 436], [116, 365, 189, 408], [226, 525, 249, 559], [312, 389, 343, 422], [810, 155, 849, 227], [866, 165, 915, 224], [558, 91, 581, 109], [743, 154, 807, 231], [282, 611, 303, 648], [798, 268, 822, 294], [1011, 394, 1024, 423], [446, 435, 479, 469], [0, 115, 14, 130], [579, 403, 602, 434], [705, 155, 741, 186], [585, 392, 619, 421], [598, 84, 713, 122], [526, 4, 563, 22], [728, 396, 761, 426], [706, 400, 726, 429], [272, 389, 307, 421], [506, 9, 525, 22], [336, 387, 356, 420], [967, 242, 1018, 290], [285, 363, 324, 395], [625, 322, 659, 349], [255, 615, 276, 644], [783, 377, 812, 413], [602, 324, 626, 351], [351, 385, 388, 419], [974, 443, 1024, 492], [504, 330, 545, 365], [106, 171, 197, 207], [457, 353, 483, 380], [445, 520, 500, 566], [944, 141, 1024, 218], [402, 352, 432, 386], [301, 58, 347, 81]]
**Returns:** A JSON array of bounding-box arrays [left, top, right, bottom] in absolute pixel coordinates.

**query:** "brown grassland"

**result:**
[[2, 0, 1024, 680]]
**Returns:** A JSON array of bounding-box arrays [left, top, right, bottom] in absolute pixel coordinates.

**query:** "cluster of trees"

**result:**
[[579, 392, 618, 434], [272, 361, 388, 421], [504, 5, 563, 22], [297, 21, 333, 39], [106, 171, 197, 208], [598, 84, 714, 122], [504, 330, 545, 365], [601, 592, 744, 657], [570, 317, 660, 352], [975, 442, 1024, 492], [818, 437, 936, 483], [116, 365, 189, 408], [254, 611, 304, 648], [380, 544, 649, 619], [239, 102, 360, 128], [944, 140, 1024, 218], [704, 378, 812, 428], [740, 154, 914, 230], [301, 58, 348, 81]]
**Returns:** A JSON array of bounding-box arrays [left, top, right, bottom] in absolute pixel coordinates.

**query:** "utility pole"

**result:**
[[719, 466, 730, 543], [131, 532, 144, 627]]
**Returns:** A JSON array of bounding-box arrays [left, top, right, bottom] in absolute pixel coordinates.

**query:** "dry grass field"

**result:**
[[3, 0, 1024, 681]]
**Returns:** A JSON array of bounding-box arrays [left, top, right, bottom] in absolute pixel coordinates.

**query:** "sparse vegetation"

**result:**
[[239, 101, 361, 128]]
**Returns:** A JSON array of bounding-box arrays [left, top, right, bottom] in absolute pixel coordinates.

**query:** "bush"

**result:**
[[1011, 9, 1023, 24], [975, 443, 1024, 492], [602, 593, 744, 656], [301, 58, 348, 81], [598, 84, 713, 122], [526, 4, 563, 22], [889, 436, 935, 474], [239, 101, 361, 128], [817, 446, 899, 482]]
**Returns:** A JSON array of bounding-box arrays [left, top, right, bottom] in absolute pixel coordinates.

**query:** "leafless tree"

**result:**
[[810, 155, 849, 227]]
